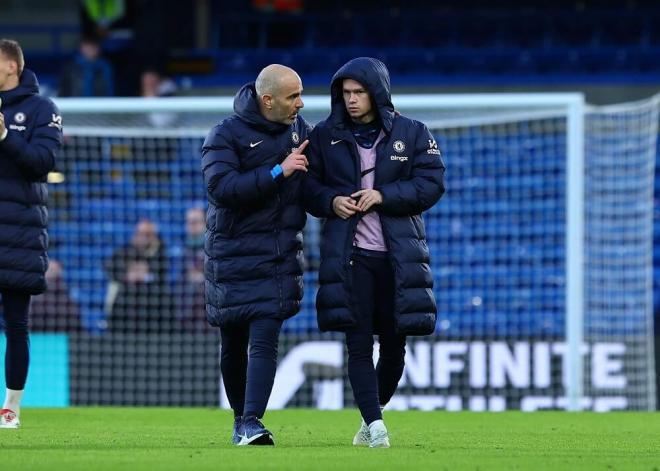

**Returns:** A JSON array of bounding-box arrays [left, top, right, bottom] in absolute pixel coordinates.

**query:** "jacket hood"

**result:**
[[233, 82, 290, 134], [329, 57, 394, 132], [0, 69, 39, 107]]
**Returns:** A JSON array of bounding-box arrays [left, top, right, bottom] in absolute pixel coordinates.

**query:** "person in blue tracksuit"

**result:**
[[0, 39, 63, 429], [304, 57, 445, 447], [202, 64, 311, 446]]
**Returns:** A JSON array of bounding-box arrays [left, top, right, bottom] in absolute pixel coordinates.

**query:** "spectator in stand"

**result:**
[[30, 260, 82, 333], [104, 219, 172, 333], [141, 68, 177, 98], [141, 68, 178, 127], [177, 206, 211, 332], [59, 35, 114, 97]]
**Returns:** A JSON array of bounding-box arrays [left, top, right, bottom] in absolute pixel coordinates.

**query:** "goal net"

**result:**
[[1, 93, 655, 411]]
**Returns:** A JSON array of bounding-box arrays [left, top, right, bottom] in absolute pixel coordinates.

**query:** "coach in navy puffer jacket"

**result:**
[[201, 65, 311, 441], [202, 75, 311, 328]]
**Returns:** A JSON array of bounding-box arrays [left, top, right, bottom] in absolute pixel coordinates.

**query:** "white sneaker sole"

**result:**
[[237, 432, 274, 446], [0, 423, 19, 429]]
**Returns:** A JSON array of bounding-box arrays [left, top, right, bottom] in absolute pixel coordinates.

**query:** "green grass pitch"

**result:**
[[2, 408, 659, 470]]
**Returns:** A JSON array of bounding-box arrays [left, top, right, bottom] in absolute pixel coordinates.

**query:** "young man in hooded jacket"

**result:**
[[0, 39, 63, 428], [304, 57, 445, 447], [202, 64, 311, 446]]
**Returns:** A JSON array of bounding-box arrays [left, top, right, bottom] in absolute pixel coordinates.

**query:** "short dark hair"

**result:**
[[0, 39, 24, 76]]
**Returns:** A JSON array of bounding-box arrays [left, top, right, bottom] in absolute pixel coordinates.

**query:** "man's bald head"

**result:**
[[255, 64, 300, 97], [255, 64, 304, 125]]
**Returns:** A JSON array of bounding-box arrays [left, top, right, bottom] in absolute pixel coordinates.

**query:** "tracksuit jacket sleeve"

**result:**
[[302, 130, 341, 218], [376, 123, 445, 216], [202, 126, 279, 208], [0, 101, 61, 179]]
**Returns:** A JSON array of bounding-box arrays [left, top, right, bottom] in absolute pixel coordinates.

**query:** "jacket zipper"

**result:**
[[372, 137, 395, 274], [346, 140, 362, 264]]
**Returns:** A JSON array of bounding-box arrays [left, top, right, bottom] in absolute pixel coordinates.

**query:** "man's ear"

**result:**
[[261, 94, 273, 110]]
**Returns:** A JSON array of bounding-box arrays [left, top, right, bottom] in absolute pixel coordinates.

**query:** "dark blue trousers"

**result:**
[[220, 318, 282, 419], [346, 249, 407, 425], [1, 290, 31, 390]]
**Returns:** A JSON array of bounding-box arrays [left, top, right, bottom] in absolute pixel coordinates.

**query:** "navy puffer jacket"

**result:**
[[0, 70, 62, 295], [202, 83, 311, 327], [304, 58, 445, 336]]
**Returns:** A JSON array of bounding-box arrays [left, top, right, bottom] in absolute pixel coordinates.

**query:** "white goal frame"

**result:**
[[55, 93, 588, 411]]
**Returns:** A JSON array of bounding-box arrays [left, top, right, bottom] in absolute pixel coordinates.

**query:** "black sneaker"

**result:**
[[237, 415, 274, 446]]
